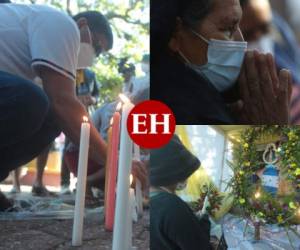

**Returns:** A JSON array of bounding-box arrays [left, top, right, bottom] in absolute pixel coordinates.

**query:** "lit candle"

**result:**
[[112, 94, 134, 250], [105, 103, 121, 231], [133, 143, 143, 217], [72, 116, 90, 246]]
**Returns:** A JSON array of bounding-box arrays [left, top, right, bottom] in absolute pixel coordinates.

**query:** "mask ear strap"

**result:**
[[190, 29, 209, 44], [237, 27, 245, 42], [178, 50, 191, 64]]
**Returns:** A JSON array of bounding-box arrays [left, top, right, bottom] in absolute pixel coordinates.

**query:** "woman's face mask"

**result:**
[[77, 25, 96, 69], [179, 29, 247, 92]]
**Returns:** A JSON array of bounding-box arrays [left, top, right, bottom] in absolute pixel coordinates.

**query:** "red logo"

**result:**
[[127, 100, 176, 149]]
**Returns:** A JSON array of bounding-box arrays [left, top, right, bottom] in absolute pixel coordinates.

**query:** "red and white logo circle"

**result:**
[[127, 100, 176, 149]]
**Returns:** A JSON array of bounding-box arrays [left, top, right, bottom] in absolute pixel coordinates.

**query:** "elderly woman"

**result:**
[[151, 0, 291, 124]]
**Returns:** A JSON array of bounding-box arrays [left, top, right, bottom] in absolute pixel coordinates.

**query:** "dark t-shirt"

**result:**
[[150, 192, 212, 250]]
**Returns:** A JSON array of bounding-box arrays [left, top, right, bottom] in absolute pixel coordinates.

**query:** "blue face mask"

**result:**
[[179, 30, 247, 92]]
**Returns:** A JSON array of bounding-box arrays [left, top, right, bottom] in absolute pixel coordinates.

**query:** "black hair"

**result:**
[[0, 0, 11, 3], [73, 11, 113, 50], [151, 0, 213, 62]]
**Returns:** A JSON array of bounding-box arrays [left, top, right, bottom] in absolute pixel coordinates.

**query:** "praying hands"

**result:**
[[231, 51, 292, 124]]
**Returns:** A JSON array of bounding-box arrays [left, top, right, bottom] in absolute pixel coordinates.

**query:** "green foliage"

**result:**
[[189, 184, 223, 218]]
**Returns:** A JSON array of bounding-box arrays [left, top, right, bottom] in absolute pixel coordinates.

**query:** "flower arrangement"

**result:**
[[189, 184, 223, 218]]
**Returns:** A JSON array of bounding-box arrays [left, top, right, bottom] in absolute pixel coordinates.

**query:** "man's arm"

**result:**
[[36, 66, 107, 164]]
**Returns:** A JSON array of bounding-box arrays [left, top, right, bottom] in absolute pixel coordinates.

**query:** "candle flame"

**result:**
[[254, 191, 261, 199], [130, 174, 133, 185], [119, 93, 130, 104], [83, 116, 88, 122], [116, 102, 122, 111]]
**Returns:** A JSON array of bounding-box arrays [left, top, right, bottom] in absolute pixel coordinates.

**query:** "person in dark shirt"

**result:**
[[150, 135, 211, 250]]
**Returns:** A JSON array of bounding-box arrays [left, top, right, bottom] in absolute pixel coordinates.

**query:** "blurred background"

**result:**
[[240, 0, 300, 124], [271, 0, 300, 40]]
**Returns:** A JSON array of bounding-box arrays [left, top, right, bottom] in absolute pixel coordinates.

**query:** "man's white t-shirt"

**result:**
[[0, 4, 80, 82]]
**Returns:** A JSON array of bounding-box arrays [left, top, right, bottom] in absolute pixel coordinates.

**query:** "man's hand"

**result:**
[[78, 94, 94, 107], [36, 66, 107, 164], [231, 51, 292, 124], [131, 160, 148, 189]]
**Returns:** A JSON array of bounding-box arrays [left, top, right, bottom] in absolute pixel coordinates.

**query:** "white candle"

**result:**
[[127, 176, 137, 250], [112, 94, 134, 250], [133, 143, 143, 217], [127, 187, 135, 250], [72, 116, 90, 246]]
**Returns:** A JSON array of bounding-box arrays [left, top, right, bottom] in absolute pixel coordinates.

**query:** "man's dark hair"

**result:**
[[0, 0, 11, 3], [73, 11, 113, 50]]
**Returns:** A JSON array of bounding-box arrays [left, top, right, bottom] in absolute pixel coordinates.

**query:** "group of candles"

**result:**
[[71, 94, 143, 250]]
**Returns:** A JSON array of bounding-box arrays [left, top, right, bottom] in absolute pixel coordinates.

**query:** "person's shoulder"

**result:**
[[30, 5, 79, 36], [92, 102, 116, 120], [152, 57, 216, 100], [151, 193, 199, 229], [151, 192, 189, 211]]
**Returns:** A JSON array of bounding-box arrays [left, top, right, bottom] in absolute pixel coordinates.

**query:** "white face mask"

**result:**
[[77, 43, 96, 69], [141, 63, 150, 74], [180, 30, 247, 92], [248, 35, 274, 55]]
